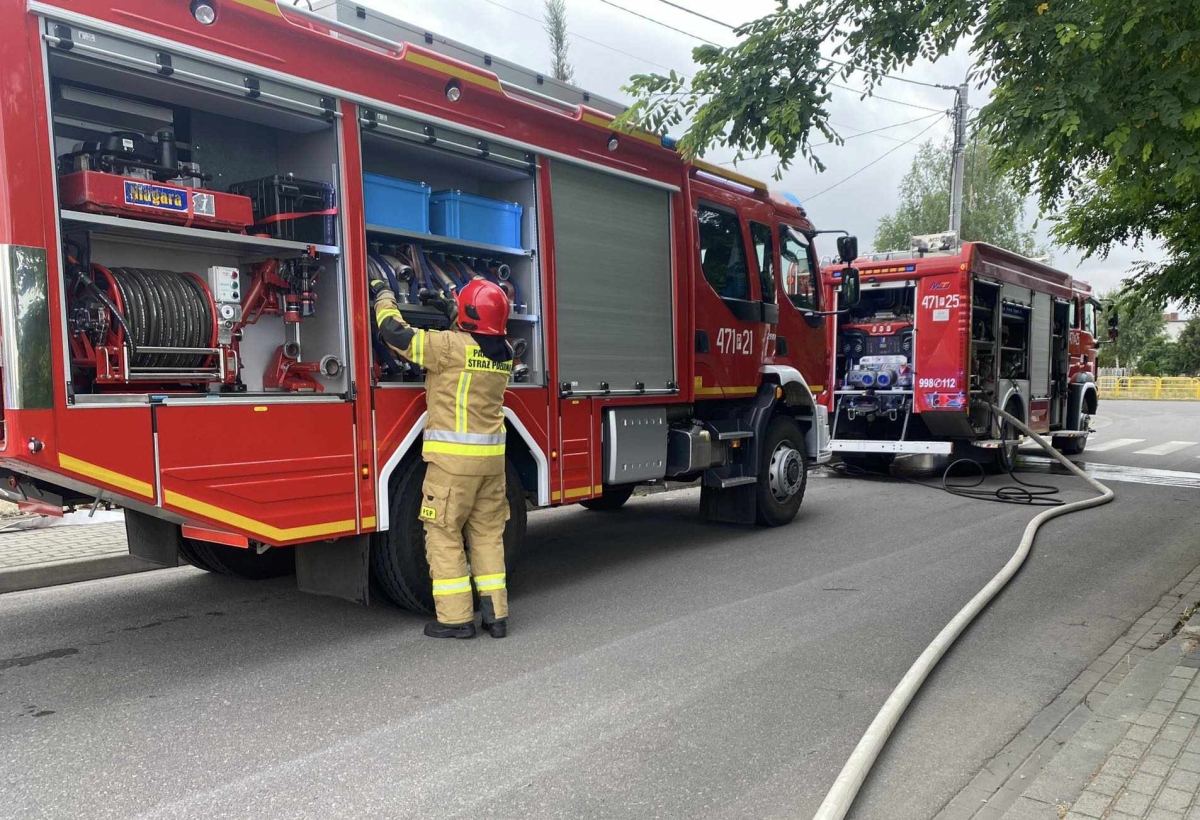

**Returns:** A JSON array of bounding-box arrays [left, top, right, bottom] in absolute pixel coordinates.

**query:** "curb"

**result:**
[[0, 553, 163, 594], [936, 566, 1200, 820], [998, 636, 1191, 819]]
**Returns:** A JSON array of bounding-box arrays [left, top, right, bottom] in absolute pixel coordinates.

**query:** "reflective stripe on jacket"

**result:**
[[374, 293, 512, 476]]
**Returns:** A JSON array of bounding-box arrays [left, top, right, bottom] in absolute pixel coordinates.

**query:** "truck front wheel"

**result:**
[[756, 416, 808, 527], [371, 459, 527, 614], [579, 485, 635, 511]]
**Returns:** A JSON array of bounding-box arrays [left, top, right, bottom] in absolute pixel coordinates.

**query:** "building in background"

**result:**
[[1165, 312, 1190, 341]]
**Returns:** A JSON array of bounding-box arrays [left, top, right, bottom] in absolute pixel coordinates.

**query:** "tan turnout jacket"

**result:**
[[375, 295, 512, 476]]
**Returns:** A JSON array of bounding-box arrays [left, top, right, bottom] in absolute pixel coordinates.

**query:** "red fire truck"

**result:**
[[822, 236, 1103, 472], [0, 0, 855, 611]]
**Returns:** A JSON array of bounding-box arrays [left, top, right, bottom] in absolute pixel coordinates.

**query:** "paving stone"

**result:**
[[1157, 788, 1195, 813], [1146, 810, 1186, 820], [1139, 713, 1171, 730], [1143, 757, 1176, 777], [1105, 756, 1140, 778], [1171, 668, 1197, 680], [1129, 771, 1168, 795], [1155, 739, 1187, 759], [1129, 725, 1161, 743], [1115, 738, 1153, 759], [1180, 701, 1200, 716], [1164, 724, 1193, 742], [1160, 688, 1188, 704], [1151, 700, 1179, 716], [1177, 752, 1200, 773], [1070, 790, 1112, 817], [1089, 773, 1127, 797], [1174, 713, 1200, 730], [1167, 769, 1200, 793], [1117, 790, 1154, 815]]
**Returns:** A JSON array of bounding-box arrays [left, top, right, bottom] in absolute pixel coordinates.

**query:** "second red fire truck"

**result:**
[[0, 0, 861, 611], [823, 236, 1104, 472]]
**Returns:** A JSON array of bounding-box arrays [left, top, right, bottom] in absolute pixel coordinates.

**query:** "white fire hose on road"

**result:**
[[813, 404, 1115, 820]]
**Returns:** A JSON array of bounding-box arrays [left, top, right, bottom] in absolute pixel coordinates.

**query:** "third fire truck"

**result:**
[[0, 0, 859, 611], [823, 236, 1104, 471]]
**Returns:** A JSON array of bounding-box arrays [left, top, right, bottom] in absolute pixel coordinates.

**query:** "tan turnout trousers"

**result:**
[[373, 287, 512, 625]]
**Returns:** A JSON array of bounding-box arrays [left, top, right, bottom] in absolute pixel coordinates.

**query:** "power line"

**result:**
[[477, 0, 677, 71], [597, 0, 720, 46], [812, 112, 944, 147], [804, 116, 946, 201], [598, 0, 954, 113], [644, 0, 958, 91], [829, 84, 948, 113]]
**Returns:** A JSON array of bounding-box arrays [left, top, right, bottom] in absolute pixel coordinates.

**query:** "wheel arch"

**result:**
[[374, 408, 549, 529], [759, 365, 830, 463]]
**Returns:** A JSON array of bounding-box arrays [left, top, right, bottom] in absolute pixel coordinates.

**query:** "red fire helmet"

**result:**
[[456, 278, 509, 336]]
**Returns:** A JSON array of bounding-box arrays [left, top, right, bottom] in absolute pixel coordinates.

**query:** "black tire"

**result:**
[[371, 459, 527, 614], [958, 400, 1022, 474], [1054, 408, 1090, 455], [579, 485, 635, 511], [838, 453, 896, 474], [186, 539, 295, 579], [177, 536, 219, 573], [756, 415, 808, 527]]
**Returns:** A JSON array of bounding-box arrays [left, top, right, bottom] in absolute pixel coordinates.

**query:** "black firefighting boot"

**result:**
[[479, 598, 507, 639], [423, 620, 475, 639]]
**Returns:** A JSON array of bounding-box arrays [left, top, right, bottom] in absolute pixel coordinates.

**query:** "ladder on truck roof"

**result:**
[[307, 0, 626, 117]]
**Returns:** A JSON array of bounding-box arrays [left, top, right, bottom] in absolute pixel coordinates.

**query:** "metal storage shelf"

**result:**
[[60, 211, 341, 257], [509, 313, 539, 322], [366, 223, 531, 258]]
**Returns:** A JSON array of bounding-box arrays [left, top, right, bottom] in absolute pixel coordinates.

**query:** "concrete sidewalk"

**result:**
[[0, 518, 160, 593], [939, 566, 1200, 820]]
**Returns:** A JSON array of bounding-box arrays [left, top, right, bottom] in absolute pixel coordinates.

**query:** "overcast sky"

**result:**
[[358, 0, 1164, 297]]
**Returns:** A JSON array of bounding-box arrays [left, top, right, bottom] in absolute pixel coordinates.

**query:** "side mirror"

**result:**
[[1108, 314, 1119, 341], [841, 267, 861, 307], [836, 235, 859, 265]]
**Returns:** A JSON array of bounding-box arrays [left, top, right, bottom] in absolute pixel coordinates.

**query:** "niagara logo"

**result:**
[[123, 181, 188, 213]]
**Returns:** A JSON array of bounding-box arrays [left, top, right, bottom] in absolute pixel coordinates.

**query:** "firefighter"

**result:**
[[371, 276, 514, 639]]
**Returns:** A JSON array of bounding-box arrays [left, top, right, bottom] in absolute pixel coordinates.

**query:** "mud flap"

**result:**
[[699, 482, 757, 525], [295, 535, 371, 605], [123, 509, 182, 567]]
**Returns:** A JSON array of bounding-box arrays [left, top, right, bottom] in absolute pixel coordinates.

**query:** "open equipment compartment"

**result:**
[[44, 20, 350, 401], [357, 109, 544, 386]]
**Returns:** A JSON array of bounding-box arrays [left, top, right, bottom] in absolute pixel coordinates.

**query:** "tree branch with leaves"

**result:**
[[618, 0, 1200, 308]]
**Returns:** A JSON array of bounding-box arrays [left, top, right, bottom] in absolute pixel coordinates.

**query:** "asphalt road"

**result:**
[[3, 401, 1199, 820], [1073, 399, 1200, 471]]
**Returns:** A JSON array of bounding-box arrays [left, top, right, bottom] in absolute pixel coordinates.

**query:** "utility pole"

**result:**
[[948, 80, 969, 237]]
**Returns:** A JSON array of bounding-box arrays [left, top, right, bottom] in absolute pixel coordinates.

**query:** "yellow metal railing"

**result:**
[[1098, 376, 1200, 399]]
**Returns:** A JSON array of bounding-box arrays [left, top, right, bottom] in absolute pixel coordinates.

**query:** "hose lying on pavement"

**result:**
[[812, 403, 1115, 820]]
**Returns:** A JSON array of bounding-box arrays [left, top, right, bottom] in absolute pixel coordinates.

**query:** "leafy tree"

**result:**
[[1174, 317, 1200, 376], [874, 136, 1043, 256], [543, 0, 574, 84], [1097, 291, 1165, 369], [1137, 333, 1179, 376], [618, 0, 1200, 308]]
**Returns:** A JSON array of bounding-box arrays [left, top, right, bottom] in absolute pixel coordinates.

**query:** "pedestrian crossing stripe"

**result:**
[[1086, 438, 1146, 452], [1134, 441, 1198, 456]]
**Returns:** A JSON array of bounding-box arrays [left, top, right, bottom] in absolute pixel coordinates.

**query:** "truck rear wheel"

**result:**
[[579, 485, 635, 511], [1054, 411, 1090, 456], [756, 416, 808, 527], [185, 539, 295, 580], [838, 453, 896, 474], [371, 459, 527, 614]]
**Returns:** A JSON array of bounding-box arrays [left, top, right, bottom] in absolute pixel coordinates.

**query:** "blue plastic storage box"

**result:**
[[363, 173, 431, 233], [429, 190, 523, 249]]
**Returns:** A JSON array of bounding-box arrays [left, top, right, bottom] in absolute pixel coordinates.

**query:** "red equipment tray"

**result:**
[[58, 171, 254, 232]]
